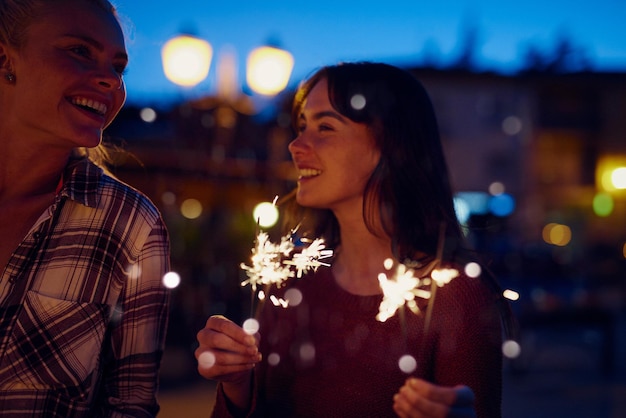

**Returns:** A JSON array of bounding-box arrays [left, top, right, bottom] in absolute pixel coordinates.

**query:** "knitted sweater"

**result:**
[[212, 265, 503, 418]]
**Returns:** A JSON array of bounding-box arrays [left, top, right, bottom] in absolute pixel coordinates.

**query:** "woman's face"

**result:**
[[289, 79, 381, 216], [5, 0, 127, 149]]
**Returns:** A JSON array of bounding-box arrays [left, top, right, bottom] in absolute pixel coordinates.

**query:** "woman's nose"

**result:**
[[97, 67, 123, 90]]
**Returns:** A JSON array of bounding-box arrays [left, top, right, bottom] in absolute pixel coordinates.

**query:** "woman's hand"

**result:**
[[393, 378, 476, 418], [195, 315, 261, 384]]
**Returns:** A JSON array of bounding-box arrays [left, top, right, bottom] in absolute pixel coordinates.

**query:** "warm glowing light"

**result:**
[[162, 271, 181, 289], [253, 201, 280, 228], [592, 193, 614, 217], [612, 167, 626, 189], [597, 156, 626, 194], [503, 289, 520, 301], [240, 231, 333, 298], [246, 45, 294, 95], [431, 268, 459, 286], [180, 198, 203, 219], [161, 34, 212, 87], [542, 223, 572, 246], [283, 238, 333, 278]]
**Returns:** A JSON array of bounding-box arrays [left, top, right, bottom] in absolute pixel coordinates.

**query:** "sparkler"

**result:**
[[376, 223, 460, 328], [376, 259, 459, 322], [240, 230, 333, 307]]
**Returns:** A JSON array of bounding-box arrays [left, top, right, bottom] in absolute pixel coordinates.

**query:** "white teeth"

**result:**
[[72, 97, 107, 115], [299, 168, 322, 178]]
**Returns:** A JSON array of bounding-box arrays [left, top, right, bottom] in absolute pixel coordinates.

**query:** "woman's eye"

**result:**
[[70, 45, 91, 58], [114, 65, 128, 76], [318, 124, 333, 132]]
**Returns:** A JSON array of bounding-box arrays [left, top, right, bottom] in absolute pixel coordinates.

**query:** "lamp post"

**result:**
[[161, 33, 294, 98], [160, 33, 296, 179]]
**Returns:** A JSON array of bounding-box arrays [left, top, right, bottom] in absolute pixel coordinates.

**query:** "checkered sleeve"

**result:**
[[97, 205, 171, 418]]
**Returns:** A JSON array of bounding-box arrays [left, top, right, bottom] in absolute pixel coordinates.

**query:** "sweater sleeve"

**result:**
[[430, 274, 504, 418]]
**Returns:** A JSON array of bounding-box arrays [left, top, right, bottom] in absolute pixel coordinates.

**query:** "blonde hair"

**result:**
[[1, 0, 125, 168]]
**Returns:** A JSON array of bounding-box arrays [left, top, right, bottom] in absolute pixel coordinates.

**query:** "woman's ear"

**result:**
[[0, 42, 16, 84]]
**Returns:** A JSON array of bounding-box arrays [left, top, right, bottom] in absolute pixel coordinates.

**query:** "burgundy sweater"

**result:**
[[212, 266, 503, 417]]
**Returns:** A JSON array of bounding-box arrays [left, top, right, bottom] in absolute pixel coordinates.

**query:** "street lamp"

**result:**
[[161, 34, 213, 87], [161, 33, 294, 98]]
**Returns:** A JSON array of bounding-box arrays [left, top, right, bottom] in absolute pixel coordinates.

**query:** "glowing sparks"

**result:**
[[376, 258, 459, 323], [240, 231, 334, 302], [283, 237, 333, 278], [240, 232, 295, 291]]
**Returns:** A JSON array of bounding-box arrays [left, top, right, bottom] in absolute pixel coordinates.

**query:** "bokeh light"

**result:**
[[162, 271, 181, 289], [253, 201, 279, 228], [592, 193, 614, 217], [161, 34, 212, 87], [246, 45, 294, 96], [243, 318, 260, 335], [502, 340, 521, 359], [503, 289, 520, 301], [542, 223, 572, 246], [398, 354, 417, 374], [612, 167, 626, 189], [488, 193, 515, 217], [197, 351, 216, 369], [139, 107, 157, 123], [501, 116, 522, 135], [488, 181, 506, 196], [180, 198, 203, 219], [464, 262, 482, 278], [350, 94, 366, 110]]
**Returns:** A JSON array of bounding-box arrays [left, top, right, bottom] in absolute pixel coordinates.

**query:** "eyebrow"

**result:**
[[64, 33, 129, 62], [300, 110, 347, 124]]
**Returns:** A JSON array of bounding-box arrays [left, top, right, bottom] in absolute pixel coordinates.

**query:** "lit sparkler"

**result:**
[[240, 231, 333, 302], [376, 259, 459, 323]]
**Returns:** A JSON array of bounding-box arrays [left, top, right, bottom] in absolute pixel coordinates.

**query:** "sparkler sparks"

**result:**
[[240, 231, 333, 303], [376, 258, 459, 323]]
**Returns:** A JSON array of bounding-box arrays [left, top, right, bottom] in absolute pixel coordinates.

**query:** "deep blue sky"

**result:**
[[115, 0, 626, 105]]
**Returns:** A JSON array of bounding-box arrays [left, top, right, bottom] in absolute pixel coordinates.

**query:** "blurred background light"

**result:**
[[488, 193, 515, 217], [161, 34, 213, 87], [253, 201, 279, 228], [592, 192, 614, 217], [180, 198, 203, 219]]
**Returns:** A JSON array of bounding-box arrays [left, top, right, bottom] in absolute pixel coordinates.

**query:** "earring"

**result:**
[[5, 72, 15, 83]]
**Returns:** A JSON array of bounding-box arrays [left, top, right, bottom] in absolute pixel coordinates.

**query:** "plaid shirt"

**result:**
[[0, 158, 171, 417]]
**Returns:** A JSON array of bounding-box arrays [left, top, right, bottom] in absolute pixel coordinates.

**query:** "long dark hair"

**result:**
[[285, 62, 462, 264], [283, 61, 518, 339]]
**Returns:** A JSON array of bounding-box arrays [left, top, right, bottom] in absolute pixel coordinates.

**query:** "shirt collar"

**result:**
[[57, 158, 103, 208]]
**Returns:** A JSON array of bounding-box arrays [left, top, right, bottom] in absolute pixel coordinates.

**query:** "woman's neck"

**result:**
[[331, 223, 394, 296]]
